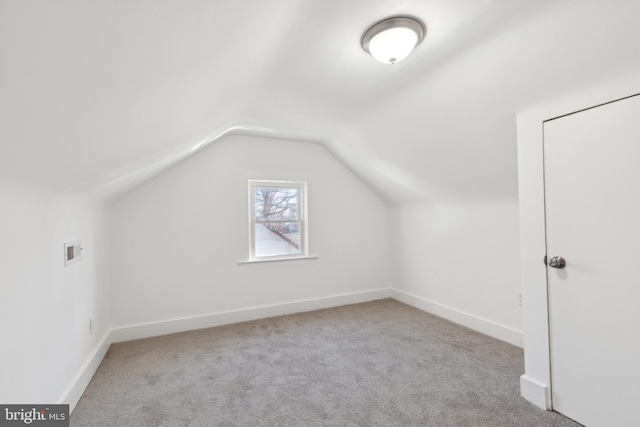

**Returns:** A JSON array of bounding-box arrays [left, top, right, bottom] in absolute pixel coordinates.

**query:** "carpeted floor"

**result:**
[[72, 299, 581, 426]]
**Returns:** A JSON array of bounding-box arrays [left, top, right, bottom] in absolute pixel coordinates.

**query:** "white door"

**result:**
[[544, 94, 640, 426]]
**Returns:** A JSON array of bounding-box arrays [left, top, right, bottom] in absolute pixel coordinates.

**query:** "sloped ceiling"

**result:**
[[1, 0, 639, 204]]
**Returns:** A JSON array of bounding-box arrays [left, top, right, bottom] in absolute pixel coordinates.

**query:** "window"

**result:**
[[249, 180, 307, 260]]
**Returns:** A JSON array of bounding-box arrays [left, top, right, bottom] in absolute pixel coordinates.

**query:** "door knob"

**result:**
[[548, 256, 566, 269]]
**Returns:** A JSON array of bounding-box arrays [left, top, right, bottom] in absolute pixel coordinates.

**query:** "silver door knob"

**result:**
[[548, 256, 566, 269]]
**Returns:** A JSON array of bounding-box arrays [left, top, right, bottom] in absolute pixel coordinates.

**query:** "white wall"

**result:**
[[109, 135, 390, 333], [516, 65, 640, 409], [0, 179, 110, 408], [390, 199, 522, 346]]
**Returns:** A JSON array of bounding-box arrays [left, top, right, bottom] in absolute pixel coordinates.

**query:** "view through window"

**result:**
[[249, 181, 306, 259]]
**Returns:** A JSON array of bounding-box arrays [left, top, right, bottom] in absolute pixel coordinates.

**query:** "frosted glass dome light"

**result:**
[[362, 16, 425, 65]]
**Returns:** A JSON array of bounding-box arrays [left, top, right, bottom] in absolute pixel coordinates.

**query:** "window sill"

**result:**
[[238, 255, 318, 265]]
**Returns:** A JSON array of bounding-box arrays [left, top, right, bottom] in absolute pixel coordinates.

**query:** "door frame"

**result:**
[[515, 67, 640, 410]]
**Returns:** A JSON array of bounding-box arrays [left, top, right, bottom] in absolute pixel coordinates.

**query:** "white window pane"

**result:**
[[249, 180, 307, 261], [254, 223, 301, 257]]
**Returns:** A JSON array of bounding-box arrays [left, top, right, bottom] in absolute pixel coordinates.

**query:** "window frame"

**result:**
[[248, 180, 308, 261]]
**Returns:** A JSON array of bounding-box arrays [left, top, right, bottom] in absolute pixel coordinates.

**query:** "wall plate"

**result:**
[[64, 241, 82, 266]]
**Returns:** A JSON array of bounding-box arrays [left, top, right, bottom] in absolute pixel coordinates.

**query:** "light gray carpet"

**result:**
[[72, 299, 580, 426]]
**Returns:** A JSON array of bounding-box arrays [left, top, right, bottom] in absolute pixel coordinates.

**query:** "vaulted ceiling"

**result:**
[[2, 0, 639, 204]]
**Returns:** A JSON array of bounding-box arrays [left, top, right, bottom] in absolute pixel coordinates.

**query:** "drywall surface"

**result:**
[[391, 199, 522, 345], [110, 135, 390, 328], [0, 179, 110, 405]]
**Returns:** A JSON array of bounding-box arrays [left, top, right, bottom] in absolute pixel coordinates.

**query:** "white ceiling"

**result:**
[[2, 0, 639, 204]]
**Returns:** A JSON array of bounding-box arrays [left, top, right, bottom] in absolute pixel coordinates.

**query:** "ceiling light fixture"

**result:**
[[361, 16, 425, 65]]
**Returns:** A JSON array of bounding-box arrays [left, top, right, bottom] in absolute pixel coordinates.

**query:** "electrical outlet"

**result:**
[[89, 318, 94, 335]]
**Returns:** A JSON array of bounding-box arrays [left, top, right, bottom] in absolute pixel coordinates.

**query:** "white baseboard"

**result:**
[[59, 330, 113, 413], [111, 288, 392, 343], [390, 289, 524, 347], [520, 374, 551, 410]]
